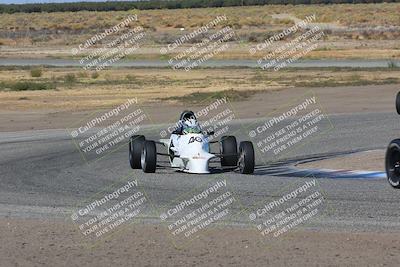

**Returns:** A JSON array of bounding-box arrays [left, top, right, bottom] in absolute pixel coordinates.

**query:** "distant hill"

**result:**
[[0, 0, 398, 14]]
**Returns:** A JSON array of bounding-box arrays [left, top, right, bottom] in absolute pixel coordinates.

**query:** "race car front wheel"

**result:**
[[220, 136, 238, 167], [385, 139, 400, 188], [141, 140, 157, 173], [129, 135, 145, 169], [238, 141, 255, 174]]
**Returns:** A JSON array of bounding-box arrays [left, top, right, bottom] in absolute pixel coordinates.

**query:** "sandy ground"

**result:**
[[2, 42, 400, 60], [298, 150, 385, 172], [1, 84, 399, 132], [1, 218, 400, 267]]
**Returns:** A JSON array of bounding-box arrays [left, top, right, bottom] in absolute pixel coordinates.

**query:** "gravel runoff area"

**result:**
[[2, 218, 400, 266]]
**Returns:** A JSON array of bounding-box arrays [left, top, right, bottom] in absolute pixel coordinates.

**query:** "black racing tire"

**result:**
[[129, 135, 145, 169], [396, 92, 400, 115], [220, 136, 238, 167], [141, 140, 157, 173], [238, 141, 255, 174], [385, 139, 400, 188]]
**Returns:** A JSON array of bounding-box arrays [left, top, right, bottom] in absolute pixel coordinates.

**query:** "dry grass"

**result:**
[[1, 3, 399, 32], [0, 67, 398, 111], [0, 3, 399, 60], [0, 3, 399, 48]]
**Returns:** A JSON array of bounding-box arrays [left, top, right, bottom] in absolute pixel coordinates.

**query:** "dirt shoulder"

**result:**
[[1, 84, 399, 132], [1, 218, 399, 267], [297, 150, 385, 171], [1, 68, 399, 112]]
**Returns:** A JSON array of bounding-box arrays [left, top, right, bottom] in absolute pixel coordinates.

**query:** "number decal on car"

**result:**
[[188, 136, 202, 144]]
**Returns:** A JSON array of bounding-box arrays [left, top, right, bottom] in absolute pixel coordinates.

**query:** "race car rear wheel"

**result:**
[[220, 136, 238, 167], [385, 139, 400, 188], [129, 135, 145, 169], [238, 141, 255, 174], [141, 140, 157, 173]]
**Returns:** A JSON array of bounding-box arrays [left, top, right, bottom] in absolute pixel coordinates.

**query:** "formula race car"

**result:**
[[386, 91, 400, 188], [128, 111, 255, 174]]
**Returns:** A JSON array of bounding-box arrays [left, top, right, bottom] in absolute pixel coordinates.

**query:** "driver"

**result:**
[[169, 111, 203, 159], [173, 110, 202, 135]]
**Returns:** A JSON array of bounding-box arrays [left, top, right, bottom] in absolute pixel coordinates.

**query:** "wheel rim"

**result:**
[[388, 149, 400, 186], [238, 147, 245, 172], [141, 147, 146, 168], [129, 140, 132, 162]]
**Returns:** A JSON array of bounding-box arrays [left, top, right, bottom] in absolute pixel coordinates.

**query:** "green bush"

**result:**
[[64, 73, 77, 84], [77, 71, 88, 78], [30, 68, 42, 77], [91, 72, 99, 79], [125, 74, 137, 81], [0, 81, 55, 91], [388, 61, 399, 69], [162, 89, 257, 103]]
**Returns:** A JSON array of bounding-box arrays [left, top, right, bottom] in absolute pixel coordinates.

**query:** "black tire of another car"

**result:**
[[385, 139, 400, 188], [396, 91, 400, 115]]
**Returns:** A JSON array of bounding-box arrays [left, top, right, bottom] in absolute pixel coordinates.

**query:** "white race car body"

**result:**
[[130, 111, 254, 174], [160, 133, 216, 174]]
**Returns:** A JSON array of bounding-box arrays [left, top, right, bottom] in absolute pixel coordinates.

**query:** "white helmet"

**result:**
[[180, 111, 201, 134], [184, 117, 198, 127]]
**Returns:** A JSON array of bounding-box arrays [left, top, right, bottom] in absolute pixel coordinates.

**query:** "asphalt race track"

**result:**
[[1, 111, 400, 233]]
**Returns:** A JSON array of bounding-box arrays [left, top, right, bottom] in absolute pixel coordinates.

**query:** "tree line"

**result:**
[[0, 0, 398, 14]]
